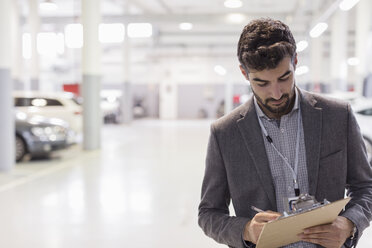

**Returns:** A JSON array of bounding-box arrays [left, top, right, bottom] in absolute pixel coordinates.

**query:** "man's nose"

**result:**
[[271, 83, 282, 100]]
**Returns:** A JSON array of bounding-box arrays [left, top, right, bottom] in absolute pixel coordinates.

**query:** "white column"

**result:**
[[355, 0, 372, 95], [121, 25, 133, 123], [11, 0, 23, 90], [29, 0, 40, 90], [330, 10, 348, 92], [82, 0, 102, 150], [0, 0, 15, 171]]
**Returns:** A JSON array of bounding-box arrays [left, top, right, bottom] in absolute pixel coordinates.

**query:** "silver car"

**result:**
[[15, 111, 74, 162]]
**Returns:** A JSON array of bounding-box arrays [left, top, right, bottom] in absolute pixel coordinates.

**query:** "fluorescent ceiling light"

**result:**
[[99, 23, 125, 43], [296, 40, 308, 52], [65, 24, 83, 48], [347, 57, 360, 66], [295, 66, 309, 76], [179, 23, 193, 31], [39, 0, 58, 11], [227, 13, 246, 24], [214, 65, 227, 76], [128, 23, 152, 38], [224, 0, 243, 8], [309, 22, 328, 38], [37, 32, 58, 56], [339, 0, 360, 11]]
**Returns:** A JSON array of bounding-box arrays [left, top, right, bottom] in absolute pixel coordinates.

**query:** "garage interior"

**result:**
[[0, 0, 371, 247]]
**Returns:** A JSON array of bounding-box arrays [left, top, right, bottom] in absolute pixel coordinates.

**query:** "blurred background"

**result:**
[[0, 0, 371, 247]]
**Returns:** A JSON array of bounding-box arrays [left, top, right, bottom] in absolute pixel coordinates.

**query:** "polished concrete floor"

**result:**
[[0, 120, 371, 248]]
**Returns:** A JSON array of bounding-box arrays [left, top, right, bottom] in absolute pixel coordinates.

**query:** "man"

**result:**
[[198, 18, 372, 248]]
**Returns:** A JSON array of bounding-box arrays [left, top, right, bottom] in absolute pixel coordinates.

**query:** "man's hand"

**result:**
[[298, 216, 355, 248], [243, 211, 281, 244]]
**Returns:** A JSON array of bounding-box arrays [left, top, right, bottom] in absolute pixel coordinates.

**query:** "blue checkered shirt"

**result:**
[[253, 89, 316, 248]]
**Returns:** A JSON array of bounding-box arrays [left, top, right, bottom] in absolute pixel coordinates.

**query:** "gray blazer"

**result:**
[[198, 90, 372, 248]]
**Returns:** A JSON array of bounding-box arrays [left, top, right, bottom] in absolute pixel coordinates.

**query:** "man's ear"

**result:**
[[293, 53, 298, 70], [239, 65, 249, 80]]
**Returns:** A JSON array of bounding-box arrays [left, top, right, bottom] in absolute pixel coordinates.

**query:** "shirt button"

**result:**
[[281, 128, 285, 133]]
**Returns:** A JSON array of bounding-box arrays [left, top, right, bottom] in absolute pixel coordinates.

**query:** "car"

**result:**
[[101, 90, 121, 123], [15, 111, 74, 162], [13, 91, 82, 142], [323, 91, 360, 103]]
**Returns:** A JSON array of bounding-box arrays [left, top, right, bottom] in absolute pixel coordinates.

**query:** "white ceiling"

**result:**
[[18, 0, 345, 54], [16, 0, 360, 85], [20, 0, 332, 34]]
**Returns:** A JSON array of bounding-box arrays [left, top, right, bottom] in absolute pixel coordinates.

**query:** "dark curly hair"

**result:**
[[237, 18, 296, 72]]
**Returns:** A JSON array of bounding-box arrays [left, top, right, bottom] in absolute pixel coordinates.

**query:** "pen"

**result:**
[[251, 205, 264, 213]]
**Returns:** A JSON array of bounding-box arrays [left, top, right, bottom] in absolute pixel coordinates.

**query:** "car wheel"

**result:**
[[362, 136, 372, 165], [15, 135, 27, 162]]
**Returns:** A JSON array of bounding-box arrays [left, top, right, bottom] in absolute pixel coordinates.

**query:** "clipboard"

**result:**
[[256, 197, 350, 248]]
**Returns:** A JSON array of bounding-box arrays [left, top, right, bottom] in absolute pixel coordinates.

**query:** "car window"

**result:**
[[14, 97, 63, 107], [14, 97, 32, 107], [45, 98, 63, 106], [358, 108, 372, 116]]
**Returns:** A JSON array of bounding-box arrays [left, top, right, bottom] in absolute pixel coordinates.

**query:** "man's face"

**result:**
[[239, 56, 297, 119]]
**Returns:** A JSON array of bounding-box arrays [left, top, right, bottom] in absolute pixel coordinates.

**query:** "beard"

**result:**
[[252, 89, 292, 117]]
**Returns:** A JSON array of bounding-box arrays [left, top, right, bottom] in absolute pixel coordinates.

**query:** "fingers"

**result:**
[[300, 237, 339, 247], [245, 211, 281, 243], [254, 211, 281, 222], [299, 232, 343, 247], [265, 210, 280, 214], [299, 224, 336, 242], [298, 232, 340, 241], [298, 222, 348, 248], [303, 223, 332, 234]]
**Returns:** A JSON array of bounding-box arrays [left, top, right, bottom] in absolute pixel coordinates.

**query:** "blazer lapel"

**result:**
[[236, 99, 276, 209], [300, 90, 322, 196]]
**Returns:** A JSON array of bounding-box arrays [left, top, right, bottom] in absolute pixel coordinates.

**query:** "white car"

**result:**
[[14, 91, 83, 141]]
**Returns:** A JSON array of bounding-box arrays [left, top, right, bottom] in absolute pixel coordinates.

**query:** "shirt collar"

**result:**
[[254, 87, 299, 119]]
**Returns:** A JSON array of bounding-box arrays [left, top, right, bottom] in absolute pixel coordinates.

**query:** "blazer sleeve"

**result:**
[[340, 104, 372, 244], [198, 124, 250, 248]]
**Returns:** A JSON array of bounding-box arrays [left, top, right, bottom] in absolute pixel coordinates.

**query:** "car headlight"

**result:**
[[31, 127, 47, 137], [31, 126, 67, 139]]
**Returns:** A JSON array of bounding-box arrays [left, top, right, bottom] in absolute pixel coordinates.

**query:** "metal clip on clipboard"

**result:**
[[282, 193, 330, 218]]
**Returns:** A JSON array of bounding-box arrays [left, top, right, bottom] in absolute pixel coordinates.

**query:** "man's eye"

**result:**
[[257, 83, 268, 87], [279, 77, 289, 82]]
